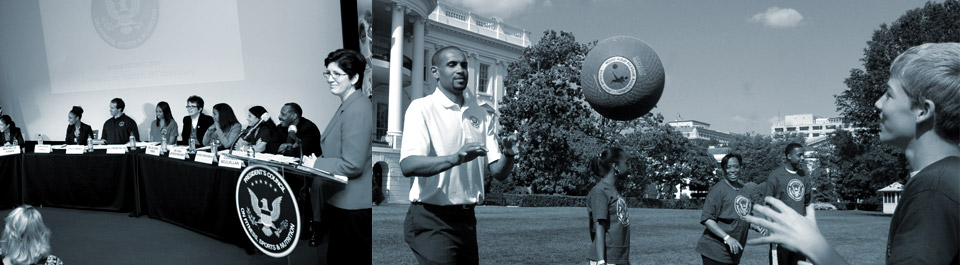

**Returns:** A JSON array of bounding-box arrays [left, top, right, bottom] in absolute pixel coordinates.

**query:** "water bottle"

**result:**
[[188, 135, 197, 153], [87, 136, 94, 152], [128, 132, 136, 149], [37, 134, 43, 145], [160, 130, 168, 152], [246, 145, 254, 158], [212, 138, 220, 161], [12, 139, 18, 146]]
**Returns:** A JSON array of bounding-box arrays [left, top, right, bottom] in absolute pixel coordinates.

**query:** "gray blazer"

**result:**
[[314, 90, 373, 210]]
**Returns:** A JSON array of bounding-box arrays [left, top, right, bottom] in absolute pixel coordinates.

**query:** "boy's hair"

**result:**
[[889, 43, 960, 143], [784, 142, 804, 157]]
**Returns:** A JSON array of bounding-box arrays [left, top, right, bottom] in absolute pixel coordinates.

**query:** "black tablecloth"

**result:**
[[0, 154, 21, 209], [23, 151, 136, 211], [137, 154, 317, 250]]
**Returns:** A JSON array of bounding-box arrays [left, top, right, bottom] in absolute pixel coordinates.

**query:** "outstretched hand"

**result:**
[[500, 131, 520, 156], [744, 197, 822, 252], [744, 197, 848, 265], [454, 142, 487, 165]]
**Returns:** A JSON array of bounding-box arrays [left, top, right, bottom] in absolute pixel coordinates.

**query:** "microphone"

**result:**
[[231, 112, 270, 155], [288, 125, 302, 165]]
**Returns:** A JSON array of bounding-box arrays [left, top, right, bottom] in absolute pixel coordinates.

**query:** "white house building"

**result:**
[[371, 0, 531, 204]]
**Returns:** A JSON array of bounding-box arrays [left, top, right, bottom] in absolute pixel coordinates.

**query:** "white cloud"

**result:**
[[732, 115, 749, 122], [749, 7, 803, 28], [443, 0, 537, 20]]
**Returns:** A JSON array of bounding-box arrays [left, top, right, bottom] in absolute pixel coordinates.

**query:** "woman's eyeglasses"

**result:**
[[322, 71, 348, 79]]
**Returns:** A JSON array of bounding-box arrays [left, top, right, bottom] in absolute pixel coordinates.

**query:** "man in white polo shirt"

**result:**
[[400, 46, 519, 265]]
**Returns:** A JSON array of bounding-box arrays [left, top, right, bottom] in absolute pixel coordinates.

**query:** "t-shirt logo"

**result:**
[[468, 116, 481, 128], [118, 121, 125, 127], [734, 195, 751, 218], [787, 179, 804, 202], [616, 196, 629, 227]]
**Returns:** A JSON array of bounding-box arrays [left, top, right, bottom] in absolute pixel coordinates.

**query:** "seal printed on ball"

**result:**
[[582, 36, 665, 121]]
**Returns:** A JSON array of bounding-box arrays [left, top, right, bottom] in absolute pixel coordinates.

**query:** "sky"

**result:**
[[443, 0, 936, 134]]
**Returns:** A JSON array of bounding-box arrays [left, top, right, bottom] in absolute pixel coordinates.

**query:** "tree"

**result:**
[[836, 0, 959, 134], [498, 30, 597, 195], [830, 0, 957, 202], [725, 133, 807, 184], [619, 113, 717, 199]]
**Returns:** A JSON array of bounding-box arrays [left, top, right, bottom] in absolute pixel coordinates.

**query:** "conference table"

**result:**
[[2, 144, 344, 251]]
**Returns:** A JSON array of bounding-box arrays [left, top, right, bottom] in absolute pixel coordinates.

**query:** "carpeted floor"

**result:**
[[0, 207, 326, 265]]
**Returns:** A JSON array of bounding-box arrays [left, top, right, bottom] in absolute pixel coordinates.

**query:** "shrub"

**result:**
[[482, 193, 705, 210]]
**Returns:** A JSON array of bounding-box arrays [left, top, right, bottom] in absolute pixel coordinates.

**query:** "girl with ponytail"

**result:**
[[586, 147, 631, 265]]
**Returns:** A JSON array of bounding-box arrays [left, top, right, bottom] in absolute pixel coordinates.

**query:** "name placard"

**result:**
[[194, 151, 215, 164], [66, 145, 85, 154], [106, 145, 127, 154], [0, 146, 20, 156], [34, 145, 52, 154], [146, 145, 162, 156], [218, 155, 244, 169], [169, 148, 188, 160]]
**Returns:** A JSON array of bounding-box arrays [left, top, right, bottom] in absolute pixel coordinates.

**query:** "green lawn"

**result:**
[[374, 204, 891, 265]]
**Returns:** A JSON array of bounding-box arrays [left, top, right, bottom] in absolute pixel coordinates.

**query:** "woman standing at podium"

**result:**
[[65, 106, 93, 145], [0, 115, 24, 146], [310, 48, 372, 264]]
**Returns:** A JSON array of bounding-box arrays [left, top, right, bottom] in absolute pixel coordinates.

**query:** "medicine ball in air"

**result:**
[[581, 36, 665, 121]]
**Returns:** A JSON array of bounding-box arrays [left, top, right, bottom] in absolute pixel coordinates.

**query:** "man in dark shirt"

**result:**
[[744, 43, 960, 265], [101, 98, 139, 144], [277, 103, 322, 157], [762, 142, 810, 265], [181, 95, 214, 145]]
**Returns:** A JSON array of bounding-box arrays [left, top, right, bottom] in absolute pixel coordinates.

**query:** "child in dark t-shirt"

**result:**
[[586, 147, 631, 265]]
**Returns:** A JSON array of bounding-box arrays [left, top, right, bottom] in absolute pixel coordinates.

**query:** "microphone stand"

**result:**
[[230, 118, 263, 155]]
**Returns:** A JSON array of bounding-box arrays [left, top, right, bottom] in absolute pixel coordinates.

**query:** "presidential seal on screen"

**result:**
[[91, 0, 159, 50], [236, 165, 301, 258]]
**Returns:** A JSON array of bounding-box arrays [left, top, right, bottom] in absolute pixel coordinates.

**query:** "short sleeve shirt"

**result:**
[[886, 156, 959, 264], [586, 181, 630, 264], [763, 167, 811, 215], [400, 88, 501, 205], [696, 181, 752, 264]]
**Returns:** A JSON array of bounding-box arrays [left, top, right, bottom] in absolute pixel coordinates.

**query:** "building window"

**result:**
[[826, 125, 836, 130], [376, 103, 388, 142], [478, 64, 489, 94], [813, 126, 822, 130], [787, 127, 796, 132], [813, 133, 820, 137], [775, 128, 784, 132], [799, 126, 809, 131]]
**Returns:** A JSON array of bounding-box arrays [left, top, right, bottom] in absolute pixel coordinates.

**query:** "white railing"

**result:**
[[430, 2, 531, 48]]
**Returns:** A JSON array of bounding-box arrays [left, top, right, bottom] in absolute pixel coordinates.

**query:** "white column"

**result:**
[[466, 52, 477, 102], [410, 18, 426, 100], [387, 3, 405, 148], [495, 60, 505, 110], [426, 44, 438, 94]]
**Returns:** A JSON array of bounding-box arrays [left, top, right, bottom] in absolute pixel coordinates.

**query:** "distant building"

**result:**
[[668, 120, 734, 145], [878, 182, 904, 214], [771, 114, 848, 144]]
